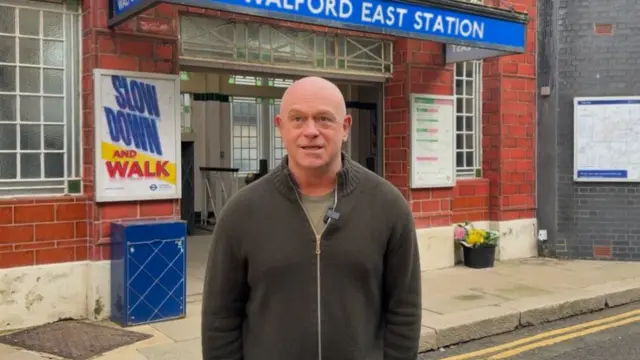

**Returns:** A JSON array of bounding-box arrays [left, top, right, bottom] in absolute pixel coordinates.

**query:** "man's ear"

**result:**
[[342, 114, 352, 141], [275, 114, 282, 128]]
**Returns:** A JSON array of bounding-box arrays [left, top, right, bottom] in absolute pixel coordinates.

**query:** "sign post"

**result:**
[[93, 69, 182, 203]]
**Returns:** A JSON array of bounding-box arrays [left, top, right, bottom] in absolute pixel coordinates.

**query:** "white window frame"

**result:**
[[0, 0, 81, 197], [453, 60, 483, 178], [229, 97, 262, 174]]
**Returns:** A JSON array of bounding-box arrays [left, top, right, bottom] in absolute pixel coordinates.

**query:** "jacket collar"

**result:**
[[270, 152, 363, 201]]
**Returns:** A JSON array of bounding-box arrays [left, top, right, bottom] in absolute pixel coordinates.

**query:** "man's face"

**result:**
[[276, 80, 351, 171]]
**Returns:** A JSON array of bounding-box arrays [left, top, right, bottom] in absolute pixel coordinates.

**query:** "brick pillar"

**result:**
[[81, 0, 181, 261], [482, 0, 537, 221], [385, 39, 455, 228]]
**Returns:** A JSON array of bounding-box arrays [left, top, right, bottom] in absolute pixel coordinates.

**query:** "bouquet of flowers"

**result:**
[[453, 221, 499, 248]]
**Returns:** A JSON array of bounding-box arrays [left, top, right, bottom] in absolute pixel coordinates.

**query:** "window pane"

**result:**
[[43, 40, 63, 67], [44, 124, 64, 150], [465, 62, 473, 77], [0, 65, 16, 91], [455, 63, 464, 77], [455, 79, 463, 96], [0, 6, 15, 34], [20, 96, 41, 122], [0, 153, 17, 179], [456, 134, 464, 151], [465, 98, 473, 114], [43, 12, 63, 39], [465, 151, 474, 168], [20, 124, 41, 150], [0, 124, 17, 150], [456, 152, 464, 167], [456, 115, 464, 132], [19, 67, 40, 93], [465, 134, 474, 150], [20, 153, 41, 178], [465, 116, 473, 132], [43, 97, 63, 122], [44, 153, 64, 178], [0, 35, 15, 63], [464, 80, 473, 96], [19, 38, 40, 65], [0, 95, 16, 121], [18, 9, 40, 36], [43, 69, 63, 94]]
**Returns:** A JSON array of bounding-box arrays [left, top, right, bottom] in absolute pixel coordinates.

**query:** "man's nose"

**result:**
[[301, 119, 320, 136]]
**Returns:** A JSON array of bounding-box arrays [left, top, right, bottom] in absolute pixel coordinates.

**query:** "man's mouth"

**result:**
[[301, 146, 323, 151]]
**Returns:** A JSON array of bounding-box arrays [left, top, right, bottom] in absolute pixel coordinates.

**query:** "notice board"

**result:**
[[574, 96, 640, 182], [409, 94, 456, 189]]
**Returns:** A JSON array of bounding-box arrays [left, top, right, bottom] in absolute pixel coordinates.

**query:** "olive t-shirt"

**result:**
[[300, 191, 334, 235]]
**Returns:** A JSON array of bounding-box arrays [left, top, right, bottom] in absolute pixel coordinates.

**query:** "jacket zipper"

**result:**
[[291, 181, 338, 360]]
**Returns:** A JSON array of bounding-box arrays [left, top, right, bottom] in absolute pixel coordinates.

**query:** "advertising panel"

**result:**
[[94, 69, 181, 202]]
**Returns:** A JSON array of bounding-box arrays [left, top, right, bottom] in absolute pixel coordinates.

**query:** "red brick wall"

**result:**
[[482, 0, 537, 222], [0, 197, 90, 269], [384, 0, 537, 228]]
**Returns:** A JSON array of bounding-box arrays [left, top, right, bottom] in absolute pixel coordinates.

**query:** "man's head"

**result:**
[[276, 76, 352, 175]]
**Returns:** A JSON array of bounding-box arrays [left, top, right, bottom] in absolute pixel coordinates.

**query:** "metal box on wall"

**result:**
[[110, 219, 187, 327]]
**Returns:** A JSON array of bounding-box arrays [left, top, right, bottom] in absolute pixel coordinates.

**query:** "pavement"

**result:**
[[2, 256, 640, 359], [419, 301, 640, 359]]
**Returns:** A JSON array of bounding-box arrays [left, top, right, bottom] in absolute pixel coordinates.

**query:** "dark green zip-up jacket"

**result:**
[[201, 154, 422, 360]]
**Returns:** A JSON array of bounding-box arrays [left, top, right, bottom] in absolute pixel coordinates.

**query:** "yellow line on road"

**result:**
[[489, 315, 640, 359], [440, 308, 640, 360]]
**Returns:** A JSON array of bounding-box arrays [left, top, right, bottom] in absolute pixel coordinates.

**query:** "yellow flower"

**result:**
[[467, 229, 485, 245]]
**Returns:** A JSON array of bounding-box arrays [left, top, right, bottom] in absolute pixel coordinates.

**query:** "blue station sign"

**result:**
[[109, 0, 528, 53]]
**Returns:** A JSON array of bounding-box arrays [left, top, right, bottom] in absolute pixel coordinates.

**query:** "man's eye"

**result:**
[[319, 116, 330, 122], [293, 116, 302, 121]]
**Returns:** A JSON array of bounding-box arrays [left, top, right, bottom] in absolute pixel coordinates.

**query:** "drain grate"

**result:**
[[0, 320, 152, 360]]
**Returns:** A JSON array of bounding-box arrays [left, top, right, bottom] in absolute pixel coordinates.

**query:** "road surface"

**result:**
[[419, 302, 640, 360]]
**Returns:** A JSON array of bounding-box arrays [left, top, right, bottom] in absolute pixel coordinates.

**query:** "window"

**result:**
[[230, 97, 261, 173], [0, 1, 80, 196], [270, 100, 286, 167], [228, 75, 292, 170], [180, 16, 393, 76], [454, 60, 482, 178]]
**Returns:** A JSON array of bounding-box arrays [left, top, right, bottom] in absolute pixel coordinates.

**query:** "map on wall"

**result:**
[[574, 97, 640, 182], [409, 94, 456, 188]]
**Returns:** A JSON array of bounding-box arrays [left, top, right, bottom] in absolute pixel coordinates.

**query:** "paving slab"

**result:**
[[151, 317, 201, 342], [137, 338, 202, 360]]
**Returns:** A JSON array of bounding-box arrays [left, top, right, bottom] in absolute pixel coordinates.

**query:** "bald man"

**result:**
[[201, 76, 421, 360]]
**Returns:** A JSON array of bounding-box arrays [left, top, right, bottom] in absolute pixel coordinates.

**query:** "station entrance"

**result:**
[[174, 15, 388, 297], [176, 15, 388, 234]]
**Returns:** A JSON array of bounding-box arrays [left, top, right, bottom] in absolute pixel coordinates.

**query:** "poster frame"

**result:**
[[93, 68, 182, 203], [573, 96, 640, 183], [409, 93, 457, 189]]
